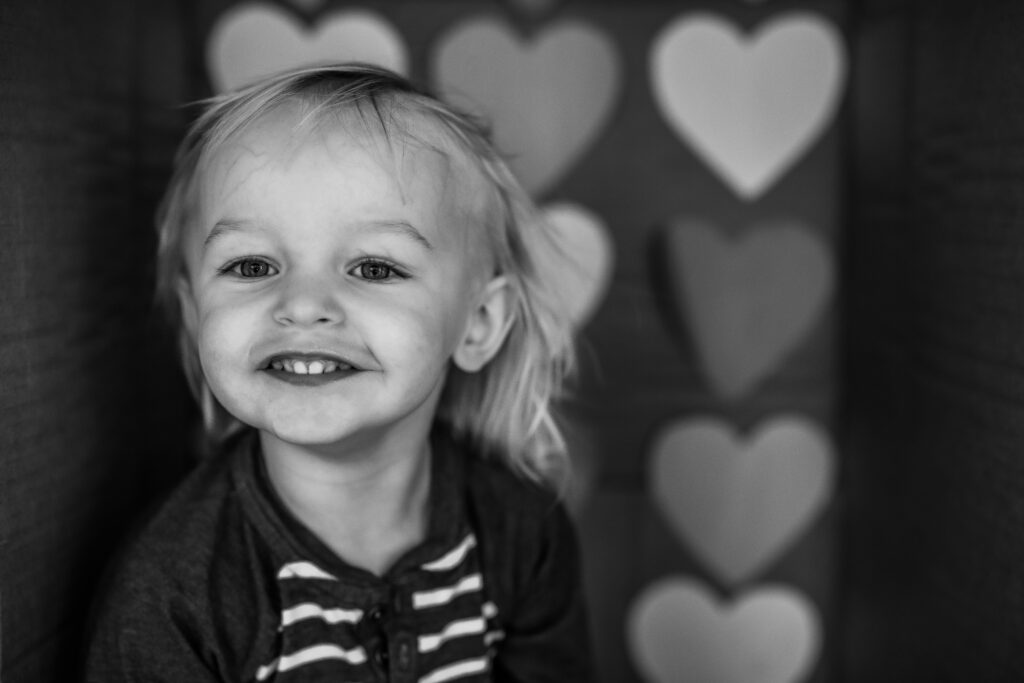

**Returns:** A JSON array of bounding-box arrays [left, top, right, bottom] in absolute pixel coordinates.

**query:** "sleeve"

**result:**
[[491, 500, 594, 683], [83, 564, 223, 683]]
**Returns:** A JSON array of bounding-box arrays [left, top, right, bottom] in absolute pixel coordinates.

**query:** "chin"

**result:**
[[266, 420, 351, 447]]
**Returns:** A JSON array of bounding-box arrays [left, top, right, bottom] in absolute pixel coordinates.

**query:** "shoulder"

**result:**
[[86, 449, 274, 679], [114, 452, 241, 587], [460, 454, 594, 680], [464, 453, 568, 535], [462, 452, 581, 589]]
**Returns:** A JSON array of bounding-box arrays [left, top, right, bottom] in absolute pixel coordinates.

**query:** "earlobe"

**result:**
[[453, 276, 514, 373]]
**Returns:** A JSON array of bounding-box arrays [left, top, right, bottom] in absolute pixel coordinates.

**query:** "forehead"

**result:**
[[198, 100, 492, 219]]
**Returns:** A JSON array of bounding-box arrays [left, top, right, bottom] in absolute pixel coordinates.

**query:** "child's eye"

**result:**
[[352, 259, 405, 282], [222, 258, 278, 278]]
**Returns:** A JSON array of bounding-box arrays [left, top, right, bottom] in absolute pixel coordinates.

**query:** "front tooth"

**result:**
[[293, 360, 309, 374], [307, 361, 325, 374]]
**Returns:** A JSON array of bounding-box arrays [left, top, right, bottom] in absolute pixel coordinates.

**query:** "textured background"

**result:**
[[0, 1, 195, 680], [844, 0, 1024, 679]]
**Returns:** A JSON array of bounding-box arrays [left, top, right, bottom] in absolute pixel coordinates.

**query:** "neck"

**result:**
[[259, 425, 433, 576]]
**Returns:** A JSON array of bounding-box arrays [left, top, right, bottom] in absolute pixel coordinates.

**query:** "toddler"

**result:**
[[85, 64, 592, 682]]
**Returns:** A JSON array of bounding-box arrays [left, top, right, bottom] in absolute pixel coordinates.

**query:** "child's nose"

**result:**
[[272, 273, 345, 327]]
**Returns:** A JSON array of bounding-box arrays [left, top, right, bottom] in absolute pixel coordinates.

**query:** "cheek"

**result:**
[[426, 292, 475, 348], [374, 303, 458, 366], [194, 303, 255, 372]]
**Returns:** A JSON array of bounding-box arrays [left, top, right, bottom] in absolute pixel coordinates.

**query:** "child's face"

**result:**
[[179, 106, 497, 451]]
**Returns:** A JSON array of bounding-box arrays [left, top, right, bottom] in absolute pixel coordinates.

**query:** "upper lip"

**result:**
[[258, 350, 359, 370]]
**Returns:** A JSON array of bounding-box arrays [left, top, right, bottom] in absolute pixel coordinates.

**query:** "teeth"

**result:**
[[269, 357, 347, 374]]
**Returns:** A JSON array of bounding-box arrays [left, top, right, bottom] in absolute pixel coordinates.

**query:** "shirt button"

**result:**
[[374, 648, 389, 668], [397, 640, 412, 670]]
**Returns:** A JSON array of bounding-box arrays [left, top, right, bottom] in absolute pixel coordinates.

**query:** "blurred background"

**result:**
[[3, 0, 1024, 681]]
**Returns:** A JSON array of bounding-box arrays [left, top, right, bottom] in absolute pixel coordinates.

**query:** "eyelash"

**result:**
[[217, 257, 407, 282], [352, 258, 407, 282], [219, 257, 278, 278]]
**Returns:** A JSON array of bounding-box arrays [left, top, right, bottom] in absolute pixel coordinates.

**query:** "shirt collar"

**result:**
[[231, 426, 468, 584]]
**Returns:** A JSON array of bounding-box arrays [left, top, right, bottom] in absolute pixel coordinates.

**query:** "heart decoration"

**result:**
[[432, 19, 619, 196], [207, 4, 408, 94], [663, 219, 834, 399], [650, 13, 845, 200], [533, 202, 614, 328], [628, 577, 820, 683], [649, 415, 834, 585]]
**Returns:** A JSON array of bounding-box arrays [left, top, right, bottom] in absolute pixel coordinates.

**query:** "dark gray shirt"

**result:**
[[84, 429, 592, 682]]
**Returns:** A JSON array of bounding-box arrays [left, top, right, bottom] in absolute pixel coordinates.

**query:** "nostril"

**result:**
[[272, 292, 344, 326]]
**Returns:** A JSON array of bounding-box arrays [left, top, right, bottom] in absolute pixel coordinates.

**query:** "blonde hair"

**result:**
[[155, 64, 576, 484]]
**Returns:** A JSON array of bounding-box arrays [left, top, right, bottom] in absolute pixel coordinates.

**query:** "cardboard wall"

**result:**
[[844, 0, 1024, 678], [0, 1, 194, 679]]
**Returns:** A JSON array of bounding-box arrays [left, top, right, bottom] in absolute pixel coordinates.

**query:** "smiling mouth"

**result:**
[[268, 357, 351, 375], [261, 353, 360, 384]]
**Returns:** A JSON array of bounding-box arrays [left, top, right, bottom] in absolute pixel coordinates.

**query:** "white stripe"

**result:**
[[255, 658, 279, 681], [281, 602, 363, 627], [279, 643, 367, 669], [421, 534, 477, 572], [277, 561, 337, 581], [412, 573, 482, 609], [484, 630, 505, 646], [418, 657, 490, 683], [257, 643, 368, 680], [418, 616, 487, 653]]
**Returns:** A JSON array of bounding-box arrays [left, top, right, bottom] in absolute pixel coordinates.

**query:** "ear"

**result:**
[[453, 276, 514, 373], [176, 276, 199, 338]]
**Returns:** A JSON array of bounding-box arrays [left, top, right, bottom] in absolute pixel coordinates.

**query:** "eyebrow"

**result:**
[[202, 219, 433, 250], [203, 219, 251, 248], [367, 220, 434, 250]]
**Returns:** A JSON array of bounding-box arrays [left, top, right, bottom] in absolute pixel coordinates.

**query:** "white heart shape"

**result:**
[[651, 13, 845, 200], [432, 19, 619, 195], [650, 416, 835, 585], [665, 219, 834, 399], [628, 577, 820, 683], [534, 202, 613, 327], [207, 3, 408, 93]]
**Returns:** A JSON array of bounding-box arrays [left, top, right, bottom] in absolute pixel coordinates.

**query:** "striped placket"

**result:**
[[252, 528, 505, 682]]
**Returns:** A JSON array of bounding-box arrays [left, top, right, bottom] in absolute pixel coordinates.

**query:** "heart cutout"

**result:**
[[628, 577, 820, 683], [651, 13, 845, 199], [207, 4, 408, 93], [533, 202, 614, 327], [663, 219, 834, 399], [650, 416, 834, 584], [432, 18, 619, 195]]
